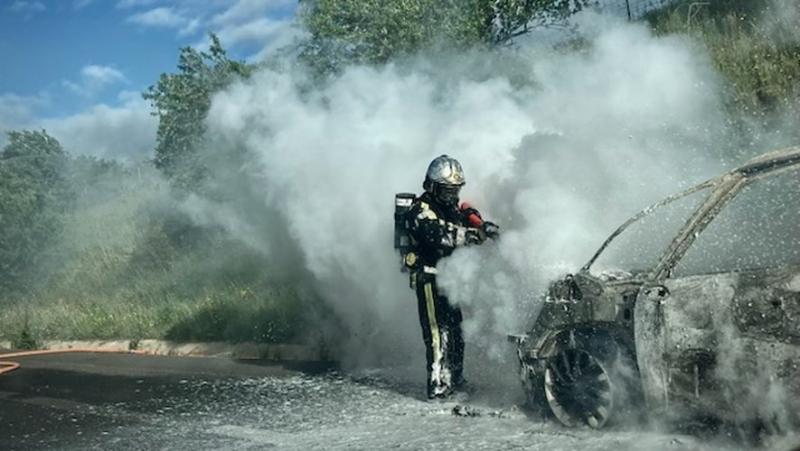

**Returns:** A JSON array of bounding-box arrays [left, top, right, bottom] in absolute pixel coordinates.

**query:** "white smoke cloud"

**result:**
[[761, 0, 800, 44], [196, 14, 788, 393]]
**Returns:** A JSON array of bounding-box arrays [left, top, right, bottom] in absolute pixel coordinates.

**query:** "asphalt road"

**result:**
[[0, 352, 325, 450], [0, 351, 798, 451]]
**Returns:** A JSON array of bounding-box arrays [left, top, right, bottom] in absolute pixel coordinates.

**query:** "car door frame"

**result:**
[[634, 156, 800, 422]]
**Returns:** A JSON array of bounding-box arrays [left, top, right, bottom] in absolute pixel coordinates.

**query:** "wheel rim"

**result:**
[[544, 348, 614, 428]]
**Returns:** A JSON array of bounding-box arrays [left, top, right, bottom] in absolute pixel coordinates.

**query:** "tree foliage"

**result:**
[[298, 0, 589, 73], [143, 34, 256, 189], [0, 130, 71, 293]]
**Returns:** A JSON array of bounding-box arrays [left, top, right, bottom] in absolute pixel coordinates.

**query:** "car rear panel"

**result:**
[[635, 271, 800, 427]]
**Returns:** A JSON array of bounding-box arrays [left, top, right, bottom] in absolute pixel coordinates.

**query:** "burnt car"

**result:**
[[511, 146, 800, 431]]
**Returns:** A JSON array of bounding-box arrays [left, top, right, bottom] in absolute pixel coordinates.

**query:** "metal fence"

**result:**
[[595, 0, 684, 19]]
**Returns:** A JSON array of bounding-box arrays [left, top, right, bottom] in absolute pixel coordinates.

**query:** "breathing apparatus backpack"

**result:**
[[394, 193, 418, 272]]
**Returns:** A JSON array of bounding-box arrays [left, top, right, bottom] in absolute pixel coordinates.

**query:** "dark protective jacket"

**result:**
[[405, 192, 477, 271]]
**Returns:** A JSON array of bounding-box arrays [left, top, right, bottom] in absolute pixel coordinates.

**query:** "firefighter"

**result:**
[[403, 154, 499, 400]]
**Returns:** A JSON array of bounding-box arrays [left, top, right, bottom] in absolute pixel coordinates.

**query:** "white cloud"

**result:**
[[0, 93, 47, 124], [0, 89, 155, 160], [119, 0, 298, 56], [215, 17, 285, 47], [178, 17, 202, 37], [0, 93, 50, 148], [126, 7, 187, 28], [73, 0, 93, 9], [116, 0, 159, 8], [184, 0, 299, 59], [4, 0, 298, 155], [41, 96, 157, 160], [8, 1, 45, 17], [0, 92, 46, 119], [211, 0, 294, 26], [63, 65, 127, 98]]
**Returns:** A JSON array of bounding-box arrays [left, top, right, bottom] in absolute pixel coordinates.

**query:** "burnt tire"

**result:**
[[544, 348, 614, 428], [543, 340, 642, 429]]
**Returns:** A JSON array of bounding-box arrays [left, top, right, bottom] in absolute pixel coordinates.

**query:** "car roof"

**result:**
[[581, 145, 800, 275], [736, 145, 800, 176]]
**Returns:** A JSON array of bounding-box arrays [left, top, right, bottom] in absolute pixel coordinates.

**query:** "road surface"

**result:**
[[0, 351, 797, 451]]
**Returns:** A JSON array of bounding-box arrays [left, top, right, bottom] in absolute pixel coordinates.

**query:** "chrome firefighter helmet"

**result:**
[[423, 154, 465, 206]]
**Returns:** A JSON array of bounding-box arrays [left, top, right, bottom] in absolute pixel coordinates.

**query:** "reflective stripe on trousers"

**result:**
[[415, 272, 463, 398]]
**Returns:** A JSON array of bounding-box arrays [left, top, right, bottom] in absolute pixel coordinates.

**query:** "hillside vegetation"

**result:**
[[1, 0, 797, 348]]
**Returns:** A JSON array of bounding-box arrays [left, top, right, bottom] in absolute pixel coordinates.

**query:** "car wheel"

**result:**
[[544, 348, 613, 428], [543, 337, 642, 429]]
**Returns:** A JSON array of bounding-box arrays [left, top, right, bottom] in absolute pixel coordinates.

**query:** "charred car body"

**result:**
[[512, 146, 800, 431]]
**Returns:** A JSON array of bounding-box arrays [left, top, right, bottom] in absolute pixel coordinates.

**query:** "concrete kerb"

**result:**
[[0, 339, 329, 362]]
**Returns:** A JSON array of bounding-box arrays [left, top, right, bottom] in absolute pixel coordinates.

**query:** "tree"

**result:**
[[0, 130, 71, 293], [298, 0, 589, 73], [143, 34, 256, 190], [490, 0, 591, 43]]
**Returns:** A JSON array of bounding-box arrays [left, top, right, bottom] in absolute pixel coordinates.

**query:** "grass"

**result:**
[[1, 282, 311, 344], [0, 176, 323, 347]]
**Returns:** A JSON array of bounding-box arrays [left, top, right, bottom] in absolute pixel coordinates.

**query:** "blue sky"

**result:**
[[0, 0, 298, 159]]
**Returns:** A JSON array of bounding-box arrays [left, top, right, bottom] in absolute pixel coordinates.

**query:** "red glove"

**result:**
[[461, 202, 500, 240], [459, 202, 484, 227]]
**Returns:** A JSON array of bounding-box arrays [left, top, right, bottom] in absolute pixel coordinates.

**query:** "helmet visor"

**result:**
[[437, 184, 462, 205]]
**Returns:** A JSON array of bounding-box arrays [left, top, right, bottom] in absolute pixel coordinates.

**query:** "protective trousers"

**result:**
[[414, 272, 464, 399]]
